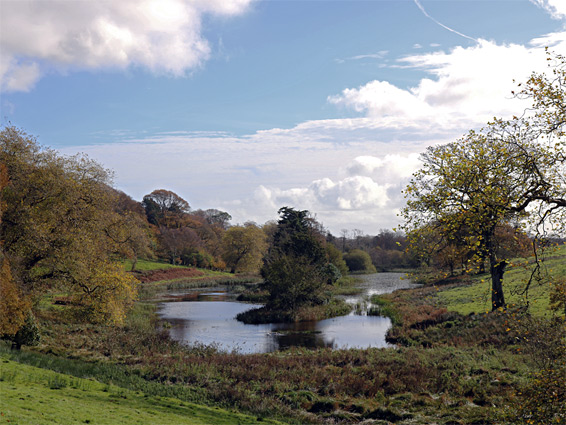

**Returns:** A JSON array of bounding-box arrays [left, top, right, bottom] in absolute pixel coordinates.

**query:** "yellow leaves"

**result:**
[[75, 261, 139, 325], [0, 255, 31, 336]]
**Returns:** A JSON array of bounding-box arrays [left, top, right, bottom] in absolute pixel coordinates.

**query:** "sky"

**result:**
[[1, 0, 565, 235]]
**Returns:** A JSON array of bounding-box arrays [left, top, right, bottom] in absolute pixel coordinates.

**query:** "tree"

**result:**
[[71, 261, 139, 324], [0, 159, 34, 343], [0, 126, 139, 324], [0, 254, 30, 338], [261, 207, 328, 314], [343, 249, 377, 273], [159, 226, 202, 265], [222, 224, 267, 273], [105, 190, 153, 271], [192, 208, 232, 230], [325, 242, 348, 276], [142, 189, 190, 227], [402, 57, 566, 309]]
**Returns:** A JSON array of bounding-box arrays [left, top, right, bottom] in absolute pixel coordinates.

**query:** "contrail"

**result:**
[[414, 0, 478, 43]]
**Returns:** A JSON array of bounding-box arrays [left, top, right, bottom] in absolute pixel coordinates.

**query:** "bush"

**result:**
[[322, 263, 342, 284], [344, 249, 377, 273], [511, 315, 566, 424], [6, 313, 40, 349], [181, 250, 214, 269]]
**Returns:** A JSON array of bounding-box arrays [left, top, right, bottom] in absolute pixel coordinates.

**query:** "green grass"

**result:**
[[369, 295, 402, 324], [330, 276, 365, 296], [123, 258, 188, 271], [437, 244, 566, 317], [138, 276, 261, 300], [0, 357, 283, 425]]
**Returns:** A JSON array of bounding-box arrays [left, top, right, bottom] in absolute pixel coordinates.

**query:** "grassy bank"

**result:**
[[436, 244, 566, 316], [7, 252, 565, 424], [366, 247, 566, 423], [0, 355, 283, 425], [371, 245, 566, 345], [2, 333, 531, 425], [23, 292, 547, 424], [123, 258, 187, 271]]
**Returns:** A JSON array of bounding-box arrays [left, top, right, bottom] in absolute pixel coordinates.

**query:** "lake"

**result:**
[[157, 272, 418, 354]]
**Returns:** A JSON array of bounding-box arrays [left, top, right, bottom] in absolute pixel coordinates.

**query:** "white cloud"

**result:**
[[250, 152, 421, 230], [0, 0, 254, 92], [530, 30, 566, 48], [343, 154, 421, 180], [56, 32, 566, 234], [0, 55, 40, 92], [329, 38, 566, 129], [530, 0, 566, 19]]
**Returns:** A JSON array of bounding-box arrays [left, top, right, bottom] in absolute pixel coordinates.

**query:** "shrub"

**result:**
[[8, 313, 40, 349], [344, 249, 377, 274]]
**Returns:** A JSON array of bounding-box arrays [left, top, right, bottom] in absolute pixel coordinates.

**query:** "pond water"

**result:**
[[157, 272, 418, 354]]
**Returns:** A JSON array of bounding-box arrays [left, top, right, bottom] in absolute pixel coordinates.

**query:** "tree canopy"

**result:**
[[222, 224, 268, 274], [143, 189, 191, 227], [343, 249, 377, 274], [261, 207, 328, 314], [402, 52, 566, 310], [0, 126, 142, 326]]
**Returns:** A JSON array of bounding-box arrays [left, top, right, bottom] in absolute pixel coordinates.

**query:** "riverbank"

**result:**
[[0, 317, 532, 424], [0, 355, 284, 425], [235, 298, 353, 324], [4, 255, 565, 424]]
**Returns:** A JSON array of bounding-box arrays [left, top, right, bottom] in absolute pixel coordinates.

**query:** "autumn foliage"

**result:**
[[0, 256, 30, 336], [1, 126, 143, 330]]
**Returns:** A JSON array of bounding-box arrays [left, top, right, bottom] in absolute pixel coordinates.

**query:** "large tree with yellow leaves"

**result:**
[[402, 53, 566, 310], [1, 126, 142, 326]]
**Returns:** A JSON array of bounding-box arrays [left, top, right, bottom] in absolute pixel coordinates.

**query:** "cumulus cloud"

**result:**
[[0, 0, 254, 92], [329, 38, 566, 129], [343, 154, 421, 180], [530, 0, 566, 19], [260, 176, 389, 212], [249, 153, 422, 232]]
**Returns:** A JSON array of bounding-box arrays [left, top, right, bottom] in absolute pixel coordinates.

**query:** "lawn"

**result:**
[[122, 258, 188, 271], [436, 244, 566, 317], [0, 357, 283, 425]]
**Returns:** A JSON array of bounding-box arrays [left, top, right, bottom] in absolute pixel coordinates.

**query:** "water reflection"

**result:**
[[159, 300, 391, 353], [158, 272, 417, 354]]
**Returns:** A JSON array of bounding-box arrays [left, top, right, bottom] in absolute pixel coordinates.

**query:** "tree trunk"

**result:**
[[130, 255, 138, 272], [490, 257, 507, 310]]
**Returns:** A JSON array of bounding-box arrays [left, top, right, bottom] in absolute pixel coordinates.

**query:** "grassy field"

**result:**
[[437, 244, 566, 316], [0, 357, 283, 425], [123, 258, 187, 271]]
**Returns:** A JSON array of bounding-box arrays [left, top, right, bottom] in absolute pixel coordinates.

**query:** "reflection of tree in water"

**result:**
[[271, 321, 335, 350], [158, 273, 410, 353]]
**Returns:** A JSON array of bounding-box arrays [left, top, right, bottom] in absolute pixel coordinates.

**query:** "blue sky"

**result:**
[[1, 0, 565, 234]]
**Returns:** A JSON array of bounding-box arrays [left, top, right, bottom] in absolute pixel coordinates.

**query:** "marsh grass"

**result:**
[[330, 276, 365, 296], [139, 275, 261, 300], [20, 290, 535, 425]]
